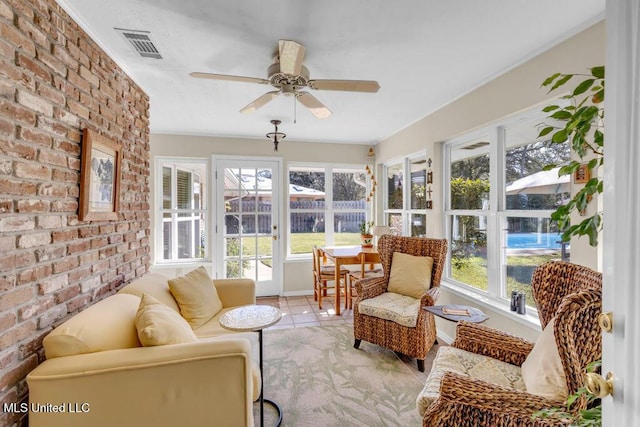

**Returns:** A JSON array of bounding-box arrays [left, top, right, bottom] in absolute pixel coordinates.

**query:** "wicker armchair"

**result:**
[[353, 235, 448, 371], [421, 261, 602, 427]]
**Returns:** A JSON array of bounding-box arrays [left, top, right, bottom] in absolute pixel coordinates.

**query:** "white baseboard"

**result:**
[[282, 290, 314, 297], [436, 330, 454, 345]]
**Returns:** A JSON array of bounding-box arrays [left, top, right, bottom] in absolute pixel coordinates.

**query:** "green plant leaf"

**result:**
[[591, 66, 605, 78], [588, 159, 598, 170], [550, 74, 572, 92], [573, 79, 595, 96], [552, 129, 568, 143], [542, 72, 562, 87], [537, 126, 555, 137], [551, 110, 572, 120], [542, 105, 560, 112], [592, 89, 605, 103], [594, 130, 604, 147], [542, 164, 557, 171]]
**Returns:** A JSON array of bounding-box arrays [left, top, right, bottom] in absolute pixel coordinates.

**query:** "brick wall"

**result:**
[[0, 0, 150, 425]]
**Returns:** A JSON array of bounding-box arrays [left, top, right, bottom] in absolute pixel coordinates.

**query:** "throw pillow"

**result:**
[[168, 267, 223, 328], [520, 317, 568, 401], [387, 252, 434, 299], [135, 293, 197, 346]]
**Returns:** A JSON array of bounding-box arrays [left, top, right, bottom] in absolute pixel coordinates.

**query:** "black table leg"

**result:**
[[258, 329, 282, 427]]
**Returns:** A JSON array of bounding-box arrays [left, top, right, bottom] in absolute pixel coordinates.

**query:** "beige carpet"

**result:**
[[257, 324, 428, 426]]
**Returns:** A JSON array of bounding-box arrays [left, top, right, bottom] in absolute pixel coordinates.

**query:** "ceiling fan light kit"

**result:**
[[266, 120, 286, 151], [191, 39, 380, 120]]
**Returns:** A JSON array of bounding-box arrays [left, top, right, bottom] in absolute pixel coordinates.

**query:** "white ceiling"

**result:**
[[58, 0, 605, 145]]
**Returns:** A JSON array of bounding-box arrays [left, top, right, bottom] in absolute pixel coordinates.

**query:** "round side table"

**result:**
[[219, 305, 282, 427]]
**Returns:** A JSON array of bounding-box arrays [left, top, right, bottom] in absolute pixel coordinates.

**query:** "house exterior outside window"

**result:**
[[288, 164, 368, 257], [444, 111, 569, 309]]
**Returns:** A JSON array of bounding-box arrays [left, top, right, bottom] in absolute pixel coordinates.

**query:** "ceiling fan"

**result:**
[[190, 40, 380, 119]]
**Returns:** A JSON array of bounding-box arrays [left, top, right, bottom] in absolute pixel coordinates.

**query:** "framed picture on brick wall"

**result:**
[[79, 129, 122, 221]]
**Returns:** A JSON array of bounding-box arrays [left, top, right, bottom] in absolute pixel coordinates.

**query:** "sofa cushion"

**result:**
[[387, 252, 434, 299], [521, 317, 568, 401], [168, 267, 223, 329], [416, 346, 526, 416], [135, 294, 198, 346], [357, 292, 421, 327], [118, 272, 180, 312], [43, 294, 141, 359]]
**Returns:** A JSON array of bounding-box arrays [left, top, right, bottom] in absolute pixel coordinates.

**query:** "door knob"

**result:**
[[598, 312, 613, 332], [585, 372, 614, 398]]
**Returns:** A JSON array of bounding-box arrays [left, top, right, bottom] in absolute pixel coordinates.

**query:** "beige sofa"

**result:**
[[27, 272, 261, 427]]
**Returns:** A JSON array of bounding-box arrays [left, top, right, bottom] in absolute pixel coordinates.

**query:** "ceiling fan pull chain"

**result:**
[[294, 95, 297, 124]]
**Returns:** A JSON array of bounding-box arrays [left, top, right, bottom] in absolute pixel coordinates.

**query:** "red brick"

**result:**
[[37, 304, 67, 328], [0, 177, 37, 195], [38, 116, 68, 137], [16, 199, 50, 213], [36, 48, 67, 77], [16, 53, 51, 83], [0, 21, 36, 57], [34, 245, 65, 262], [66, 293, 91, 314], [18, 231, 50, 248], [0, 321, 37, 351], [67, 240, 89, 254], [0, 216, 35, 232], [0, 235, 15, 253], [0, 313, 16, 334], [53, 284, 79, 304], [51, 229, 76, 243], [0, 1, 12, 20], [13, 160, 51, 180], [17, 264, 51, 284], [67, 98, 89, 119], [37, 182, 67, 197], [37, 84, 65, 106], [17, 89, 53, 116], [38, 149, 67, 167], [0, 101, 37, 126], [91, 237, 108, 249], [0, 140, 37, 160], [0, 117, 14, 136], [0, 354, 37, 390], [52, 256, 78, 274], [0, 286, 35, 311], [50, 199, 76, 212], [18, 295, 53, 321], [16, 16, 48, 50], [0, 275, 16, 292]]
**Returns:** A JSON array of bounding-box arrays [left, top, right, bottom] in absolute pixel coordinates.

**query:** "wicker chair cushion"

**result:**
[[416, 346, 526, 416], [357, 292, 421, 327], [387, 252, 434, 299]]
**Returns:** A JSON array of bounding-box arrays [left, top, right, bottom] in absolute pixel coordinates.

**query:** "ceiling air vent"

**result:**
[[115, 28, 162, 59]]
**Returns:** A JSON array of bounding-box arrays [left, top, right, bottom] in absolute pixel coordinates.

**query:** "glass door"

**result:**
[[215, 158, 281, 296]]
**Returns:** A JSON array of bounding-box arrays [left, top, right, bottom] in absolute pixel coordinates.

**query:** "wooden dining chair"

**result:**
[[312, 246, 349, 309], [346, 252, 383, 310]]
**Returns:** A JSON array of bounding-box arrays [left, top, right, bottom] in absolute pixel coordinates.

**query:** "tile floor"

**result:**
[[257, 295, 352, 329]]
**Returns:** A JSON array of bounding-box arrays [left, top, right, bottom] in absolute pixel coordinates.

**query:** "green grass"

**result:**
[[452, 252, 561, 309]]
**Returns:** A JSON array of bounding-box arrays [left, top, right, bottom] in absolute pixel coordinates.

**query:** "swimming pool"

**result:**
[[507, 232, 563, 249]]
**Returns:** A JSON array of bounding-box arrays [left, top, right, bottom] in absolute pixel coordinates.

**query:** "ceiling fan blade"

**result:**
[[307, 79, 380, 93], [297, 92, 332, 119], [190, 72, 268, 85], [240, 90, 280, 114], [278, 40, 305, 76]]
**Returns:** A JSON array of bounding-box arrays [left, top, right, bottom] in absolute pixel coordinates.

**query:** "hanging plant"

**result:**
[[537, 66, 604, 246]]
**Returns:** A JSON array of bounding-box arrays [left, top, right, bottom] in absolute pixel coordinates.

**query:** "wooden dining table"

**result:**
[[320, 245, 380, 315]]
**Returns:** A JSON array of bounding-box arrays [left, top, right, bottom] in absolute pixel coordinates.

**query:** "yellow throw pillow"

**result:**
[[135, 294, 197, 346], [520, 317, 568, 401], [387, 252, 434, 299], [168, 267, 223, 328]]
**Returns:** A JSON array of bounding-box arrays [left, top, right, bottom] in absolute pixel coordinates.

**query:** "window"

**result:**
[[157, 159, 207, 263], [288, 164, 368, 256], [445, 112, 569, 309], [383, 153, 428, 236]]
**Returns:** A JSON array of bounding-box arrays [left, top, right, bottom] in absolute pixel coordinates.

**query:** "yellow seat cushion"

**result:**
[[168, 267, 223, 329], [43, 293, 141, 358], [135, 294, 198, 346], [357, 292, 421, 327], [387, 252, 434, 299], [521, 317, 568, 401]]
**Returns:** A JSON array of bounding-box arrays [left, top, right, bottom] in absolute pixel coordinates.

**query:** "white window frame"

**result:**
[[382, 150, 428, 236], [287, 162, 369, 259], [155, 157, 210, 264], [443, 107, 567, 315]]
